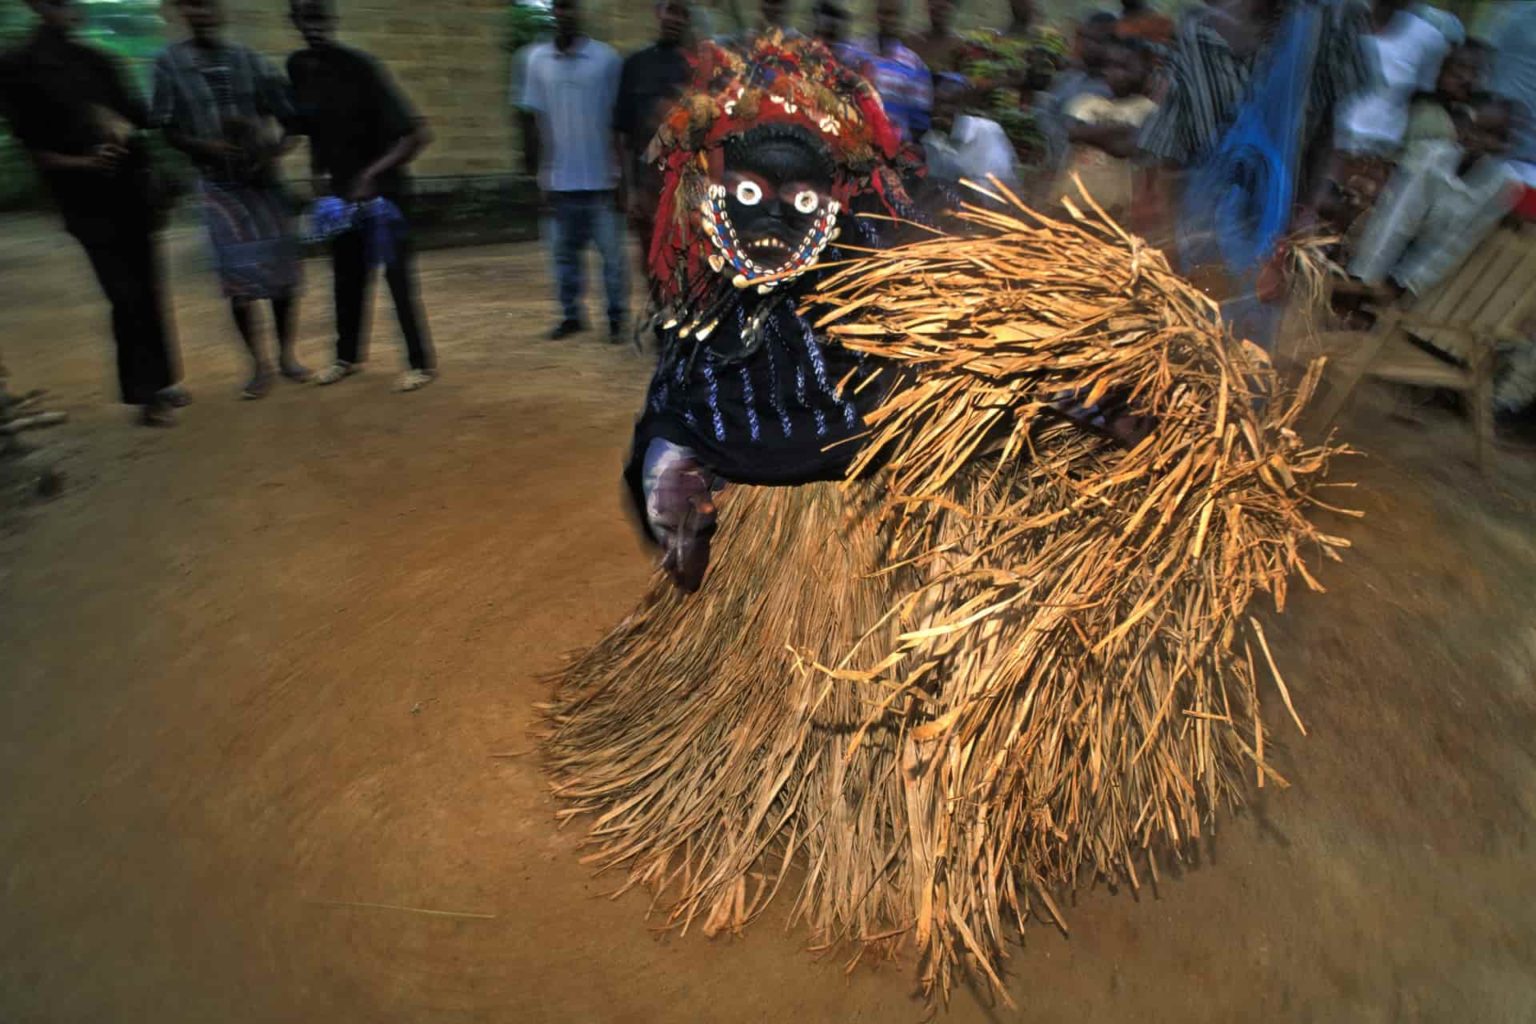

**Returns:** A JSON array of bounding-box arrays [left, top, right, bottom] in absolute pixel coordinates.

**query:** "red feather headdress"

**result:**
[[645, 31, 910, 321]]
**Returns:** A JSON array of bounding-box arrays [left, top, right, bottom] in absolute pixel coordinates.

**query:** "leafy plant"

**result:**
[[504, 1, 554, 54]]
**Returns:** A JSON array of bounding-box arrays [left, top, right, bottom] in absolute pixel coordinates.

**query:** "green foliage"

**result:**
[[956, 28, 1067, 166], [504, 1, 554, 54], [0, 3, 32, 47]]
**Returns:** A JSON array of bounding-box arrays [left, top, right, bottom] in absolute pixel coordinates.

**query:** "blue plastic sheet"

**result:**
[[1179, 0, 1328, 277], [305, 196, 406, 268]]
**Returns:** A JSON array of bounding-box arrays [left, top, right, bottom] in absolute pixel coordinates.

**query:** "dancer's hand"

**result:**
[[660, 489, 716, 594], [650, 458, 718, 594]]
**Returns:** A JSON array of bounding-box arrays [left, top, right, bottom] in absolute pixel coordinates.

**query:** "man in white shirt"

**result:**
[[921, 73, 1020, 193], [1410, 2, 1463, 51], [1334, 0, 1451, 157], [523, 0, 628, 342]]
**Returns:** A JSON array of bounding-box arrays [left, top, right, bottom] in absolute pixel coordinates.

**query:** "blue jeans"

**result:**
[[547, 190, 628, 325]]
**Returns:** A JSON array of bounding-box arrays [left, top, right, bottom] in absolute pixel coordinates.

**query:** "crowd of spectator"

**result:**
[[4, 0, 1536, 428], [516, 0, 1532, 369], [0, 0, 434, 425]]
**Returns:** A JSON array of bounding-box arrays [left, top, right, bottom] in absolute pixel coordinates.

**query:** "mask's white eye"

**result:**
[[734, 180, 763, 206], [794, 190, 820, 215]]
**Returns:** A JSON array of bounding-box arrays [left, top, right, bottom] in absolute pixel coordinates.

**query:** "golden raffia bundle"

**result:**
[[542, 183, 1350, 1005]]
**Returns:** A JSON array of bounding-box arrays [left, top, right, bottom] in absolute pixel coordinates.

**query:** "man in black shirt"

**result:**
[[0, 0, 182, 426], [616, 0, 692, 293], [287, 0, 437, 392]]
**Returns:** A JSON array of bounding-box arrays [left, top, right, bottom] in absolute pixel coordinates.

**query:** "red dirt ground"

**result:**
[[2, 222, 1535, 1022]]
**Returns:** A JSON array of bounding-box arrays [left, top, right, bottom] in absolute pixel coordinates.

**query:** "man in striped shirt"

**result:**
[[1139, 0, 1370, 176], [1138, 0, 1370, 348]]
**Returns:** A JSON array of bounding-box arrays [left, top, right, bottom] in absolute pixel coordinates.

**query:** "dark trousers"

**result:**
[[66, 208, 178, 406], [332, 225, 434, 371], [548, 190, 628, 325]]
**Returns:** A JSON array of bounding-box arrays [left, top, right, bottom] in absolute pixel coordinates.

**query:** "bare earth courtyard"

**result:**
[[2, 220, 1535, 1022]]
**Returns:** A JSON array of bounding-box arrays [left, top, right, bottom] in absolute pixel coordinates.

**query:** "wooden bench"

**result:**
[[1312, 224, 1536, 471]]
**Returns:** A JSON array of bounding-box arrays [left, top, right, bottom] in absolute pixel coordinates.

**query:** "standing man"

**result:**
[[1140, 0, 1370, 347], [0, 0, 182, 426], [956, 0, 1070, 168], [1035, 11, 1118, 176], [813, 0, 848, 48], [153, 0, 307, 400], [922, 72, 1020, 190], [758, 0, 794, 36], [1332, 0, 1451, 159], [1140, 0, 1369, 178], [813, 0, 866, 67], [523, 0, 628, 343], [617, 1, 693, 284], [287, 0, 438, 392], [718, 0, 796, 45]]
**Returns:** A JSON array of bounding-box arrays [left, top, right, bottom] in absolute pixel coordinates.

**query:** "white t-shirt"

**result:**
[[922, 115, 1020, 189], [521, 36, 623, 192], [1336, 10, 1450, 154]]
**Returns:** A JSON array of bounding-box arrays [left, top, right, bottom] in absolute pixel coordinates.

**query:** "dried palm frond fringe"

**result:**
[[1277, 229, 1349, 356], [541, 180, 1352, 1007], [1284, 230, 1347, 316]]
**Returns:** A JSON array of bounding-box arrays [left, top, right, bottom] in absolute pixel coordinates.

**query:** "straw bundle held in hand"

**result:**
[[542, 183, 1348, 1005]]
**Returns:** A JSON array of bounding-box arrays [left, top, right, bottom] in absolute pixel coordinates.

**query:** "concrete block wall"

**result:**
[[224, 0, 514, 180], [217, 0, 1112, 181]]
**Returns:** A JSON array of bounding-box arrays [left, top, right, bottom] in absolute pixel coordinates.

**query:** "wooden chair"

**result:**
[[1312, 224, 1536, 471]]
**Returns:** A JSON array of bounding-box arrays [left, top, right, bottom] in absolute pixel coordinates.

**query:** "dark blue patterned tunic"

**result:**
[[622, 244, 896, 525]]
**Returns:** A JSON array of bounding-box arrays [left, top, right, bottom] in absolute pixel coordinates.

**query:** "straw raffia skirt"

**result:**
[[543, 463, 1271, 1001], [542, 189, 1341, 1004]]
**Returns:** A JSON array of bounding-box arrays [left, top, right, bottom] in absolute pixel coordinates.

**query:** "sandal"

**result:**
[[158, 385, 193, 408], [314, 361, 359, 386], [393, 369, 437, 393]]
